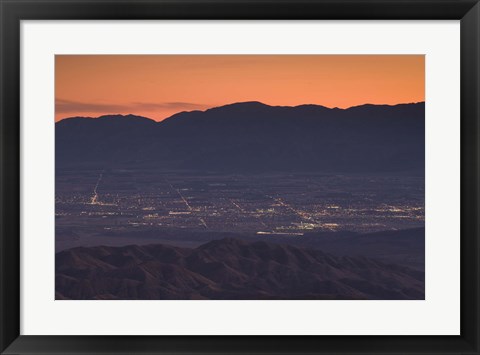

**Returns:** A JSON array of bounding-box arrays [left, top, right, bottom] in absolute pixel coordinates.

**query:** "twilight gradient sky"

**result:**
[[55, 55, 425, 122]]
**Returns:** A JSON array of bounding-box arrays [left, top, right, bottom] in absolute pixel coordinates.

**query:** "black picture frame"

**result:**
[[1, 0, 479, 354]]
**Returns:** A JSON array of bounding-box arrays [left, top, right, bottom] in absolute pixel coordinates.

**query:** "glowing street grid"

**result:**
[[56, 170, 424, 236]]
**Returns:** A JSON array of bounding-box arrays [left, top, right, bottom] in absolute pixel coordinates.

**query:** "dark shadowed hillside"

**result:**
[[56, 102, 425, 173], [243, 228, 425, 270], [56, 238, 424, 300]]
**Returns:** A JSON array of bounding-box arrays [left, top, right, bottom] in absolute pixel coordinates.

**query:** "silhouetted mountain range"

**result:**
[[56, 101, 425, 173], [55, 238, 424, 300]]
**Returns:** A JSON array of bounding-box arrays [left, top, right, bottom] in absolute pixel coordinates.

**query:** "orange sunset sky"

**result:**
[[55, 55, 425, 122]]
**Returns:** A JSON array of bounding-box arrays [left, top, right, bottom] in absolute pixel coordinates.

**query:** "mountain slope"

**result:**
[[56, 102, 425, 172], [55, 238, 424, 300], [245, 227, 425, 270], [56, 114, 158, 164]]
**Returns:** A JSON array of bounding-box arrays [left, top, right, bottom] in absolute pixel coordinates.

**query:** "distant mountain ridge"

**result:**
[[56, 101, 425, 173], [55, 238, 424, 300]]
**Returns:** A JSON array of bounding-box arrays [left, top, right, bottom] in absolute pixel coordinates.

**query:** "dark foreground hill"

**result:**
[[56, 238, 424, 300], [245, 228, 425, 270], [56, 101, 425, 173]]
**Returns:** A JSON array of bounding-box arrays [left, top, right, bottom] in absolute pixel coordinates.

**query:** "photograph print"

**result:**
[[55, 55, 425, 300]]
